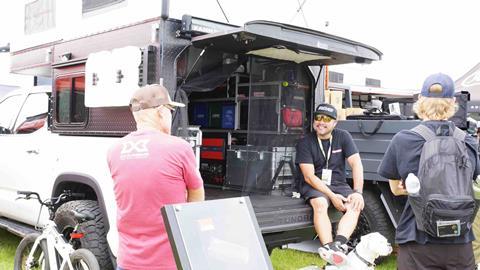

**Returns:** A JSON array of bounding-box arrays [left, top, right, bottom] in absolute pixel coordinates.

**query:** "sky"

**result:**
[[202, 0, 480, 90], [0, 0, 479, 90]]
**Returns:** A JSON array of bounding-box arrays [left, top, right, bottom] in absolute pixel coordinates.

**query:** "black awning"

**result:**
[[192, 20, 382, 65]]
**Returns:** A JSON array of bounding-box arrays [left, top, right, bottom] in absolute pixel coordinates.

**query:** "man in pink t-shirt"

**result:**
[[107, 84, 204, 270]]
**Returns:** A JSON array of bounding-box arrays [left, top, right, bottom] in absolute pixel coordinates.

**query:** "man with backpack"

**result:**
[[378, 73, 480, 269]]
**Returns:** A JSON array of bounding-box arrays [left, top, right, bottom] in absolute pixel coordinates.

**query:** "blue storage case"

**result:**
[[192, 103, 209, 127], [221, 104, 235, 129]]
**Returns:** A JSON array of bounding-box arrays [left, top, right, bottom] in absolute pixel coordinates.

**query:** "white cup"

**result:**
[[405, 173, 421, 195]]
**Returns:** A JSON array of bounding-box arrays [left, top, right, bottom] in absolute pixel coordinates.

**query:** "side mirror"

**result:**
[[0, 126, 12, 134]]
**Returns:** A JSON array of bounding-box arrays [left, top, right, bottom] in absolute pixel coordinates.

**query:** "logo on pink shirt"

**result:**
[[120, 139, 150, 160]]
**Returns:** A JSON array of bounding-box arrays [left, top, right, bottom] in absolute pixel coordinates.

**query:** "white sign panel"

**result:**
[[85, 46, 142, 107]]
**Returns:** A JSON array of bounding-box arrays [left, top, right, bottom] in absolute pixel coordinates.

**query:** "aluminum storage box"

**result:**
[[225, 146, 296, 193]]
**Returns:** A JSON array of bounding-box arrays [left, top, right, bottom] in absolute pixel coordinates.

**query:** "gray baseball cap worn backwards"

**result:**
[[421, 73, 455, 98], [315, 103, 337, 119], [130, 84, 185, 112]]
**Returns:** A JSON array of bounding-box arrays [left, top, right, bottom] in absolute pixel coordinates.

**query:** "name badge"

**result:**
[[321, 169, 332, 186]]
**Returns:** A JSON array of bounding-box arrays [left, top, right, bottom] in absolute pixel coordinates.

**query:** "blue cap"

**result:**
[[421, 73, 455, 98]]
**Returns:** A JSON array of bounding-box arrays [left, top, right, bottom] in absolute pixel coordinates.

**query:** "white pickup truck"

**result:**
[[1, 14, 389, 270], [0, 86, 120, 269]]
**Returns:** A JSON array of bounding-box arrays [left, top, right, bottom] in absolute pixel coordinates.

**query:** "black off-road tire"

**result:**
[[14, 233, 49, 270], [348, 188, 395, 263], [54, 200, 113, 270], [64, 248, 100, 270]]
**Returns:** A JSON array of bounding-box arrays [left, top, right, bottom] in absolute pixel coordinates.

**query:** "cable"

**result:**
[[172, 46, 209, 131], [297, 0, 309, 27], [216, 0, 230, 23], [289, 0, 308, 24]]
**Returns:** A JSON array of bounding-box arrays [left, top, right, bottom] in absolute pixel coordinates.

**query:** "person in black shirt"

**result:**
[[296, 103, 364, 266], [378, 73, 480, 269]]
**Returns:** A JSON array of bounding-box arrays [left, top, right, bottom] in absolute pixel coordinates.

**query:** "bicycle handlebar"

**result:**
[[16, 190, 83, 208], [17, 190, 37, 196], [17, 190, 43, 205]]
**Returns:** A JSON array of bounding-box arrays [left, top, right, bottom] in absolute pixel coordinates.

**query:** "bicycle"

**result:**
[[13, 190, 100, 270]]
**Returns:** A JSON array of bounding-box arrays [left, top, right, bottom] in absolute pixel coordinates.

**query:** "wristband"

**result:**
[[353, 189, 363, 195]]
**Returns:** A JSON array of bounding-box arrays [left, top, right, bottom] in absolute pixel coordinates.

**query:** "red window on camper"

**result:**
[[55, 76, 86, 124]]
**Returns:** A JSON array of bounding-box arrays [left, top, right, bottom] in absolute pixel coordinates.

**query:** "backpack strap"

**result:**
[[411, 124, 436, 142], [453, 127, 467, 142]]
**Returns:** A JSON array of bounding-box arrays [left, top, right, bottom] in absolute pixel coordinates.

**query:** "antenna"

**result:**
[[161, 0, 169, 20], [160, 0, 170, 85], [216, 0, 230, 23]]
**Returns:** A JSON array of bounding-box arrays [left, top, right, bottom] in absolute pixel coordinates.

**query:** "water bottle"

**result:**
[[405, 173, 421, 195]]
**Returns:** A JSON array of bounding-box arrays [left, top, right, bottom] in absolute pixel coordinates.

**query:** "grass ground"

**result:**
[[270, 248, 397, 269], [0, 228, 20, 270], [0, 228, 396, 269]]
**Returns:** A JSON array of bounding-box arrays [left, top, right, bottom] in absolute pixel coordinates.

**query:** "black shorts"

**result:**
[[302, 183, 353, 205], [397, 242, 475, 270]]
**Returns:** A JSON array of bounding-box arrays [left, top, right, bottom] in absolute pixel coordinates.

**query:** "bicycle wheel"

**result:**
[[64, 248, 100, 270], [13, 233, 49, 270]]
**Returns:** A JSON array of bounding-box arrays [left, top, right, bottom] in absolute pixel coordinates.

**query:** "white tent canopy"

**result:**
[[455, 62, 480, 101]]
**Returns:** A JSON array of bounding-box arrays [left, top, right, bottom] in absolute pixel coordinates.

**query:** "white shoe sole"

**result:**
[[318, 247, 347, 266]]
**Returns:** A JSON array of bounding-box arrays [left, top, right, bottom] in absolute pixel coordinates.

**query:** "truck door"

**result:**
[[0, 94, 26, 214], [0, 90, 53, 225]]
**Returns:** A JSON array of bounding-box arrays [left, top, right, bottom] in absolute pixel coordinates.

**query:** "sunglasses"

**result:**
[[314, 114, 334, 123]]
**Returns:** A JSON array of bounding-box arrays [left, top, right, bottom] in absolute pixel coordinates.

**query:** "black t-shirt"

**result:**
[[295, 129, 359, 190], [378, 121, 480, 245]]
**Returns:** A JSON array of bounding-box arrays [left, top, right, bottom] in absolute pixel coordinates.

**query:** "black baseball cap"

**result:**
[[314, 103, 337, 120]]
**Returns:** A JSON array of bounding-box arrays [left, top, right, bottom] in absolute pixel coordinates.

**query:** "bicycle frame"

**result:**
[[25, 220, 76, 270]]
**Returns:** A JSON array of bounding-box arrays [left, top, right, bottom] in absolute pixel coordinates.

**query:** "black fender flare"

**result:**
[[52, 173, 110, 232]]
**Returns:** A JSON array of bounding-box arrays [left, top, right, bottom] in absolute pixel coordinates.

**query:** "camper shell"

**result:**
[[12, 16, 382, 135]]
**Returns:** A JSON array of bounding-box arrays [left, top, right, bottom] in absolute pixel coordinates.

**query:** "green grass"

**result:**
[[0, 228, 397, 269], [271, 248, 397, 270], [0, 228, 21, 270], [271, 248, 325, 270]]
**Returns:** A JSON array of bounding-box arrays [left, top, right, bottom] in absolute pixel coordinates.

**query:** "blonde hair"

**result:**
[[413, 95, 457, 120]]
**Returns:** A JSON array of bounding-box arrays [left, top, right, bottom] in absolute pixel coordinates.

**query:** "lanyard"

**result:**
[[318, 136, 333, 169]]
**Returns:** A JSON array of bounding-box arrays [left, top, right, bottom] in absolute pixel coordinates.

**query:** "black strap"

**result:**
[[411, 124, 466, 142], [358, 120, 384, 137], [411, 124, 436, 142], [353, 248, 375, 267], [453, 127, 467, 142]]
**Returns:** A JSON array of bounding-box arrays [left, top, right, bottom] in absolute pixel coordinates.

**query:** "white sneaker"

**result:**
[[318, 241, 348, 266]]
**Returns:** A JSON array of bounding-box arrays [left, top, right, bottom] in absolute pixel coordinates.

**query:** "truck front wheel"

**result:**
[[54, 200, 113, 270], [349, 189, 395, 251]]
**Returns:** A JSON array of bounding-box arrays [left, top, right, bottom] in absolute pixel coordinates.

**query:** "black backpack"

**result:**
[[409, 124, 476, 238]]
